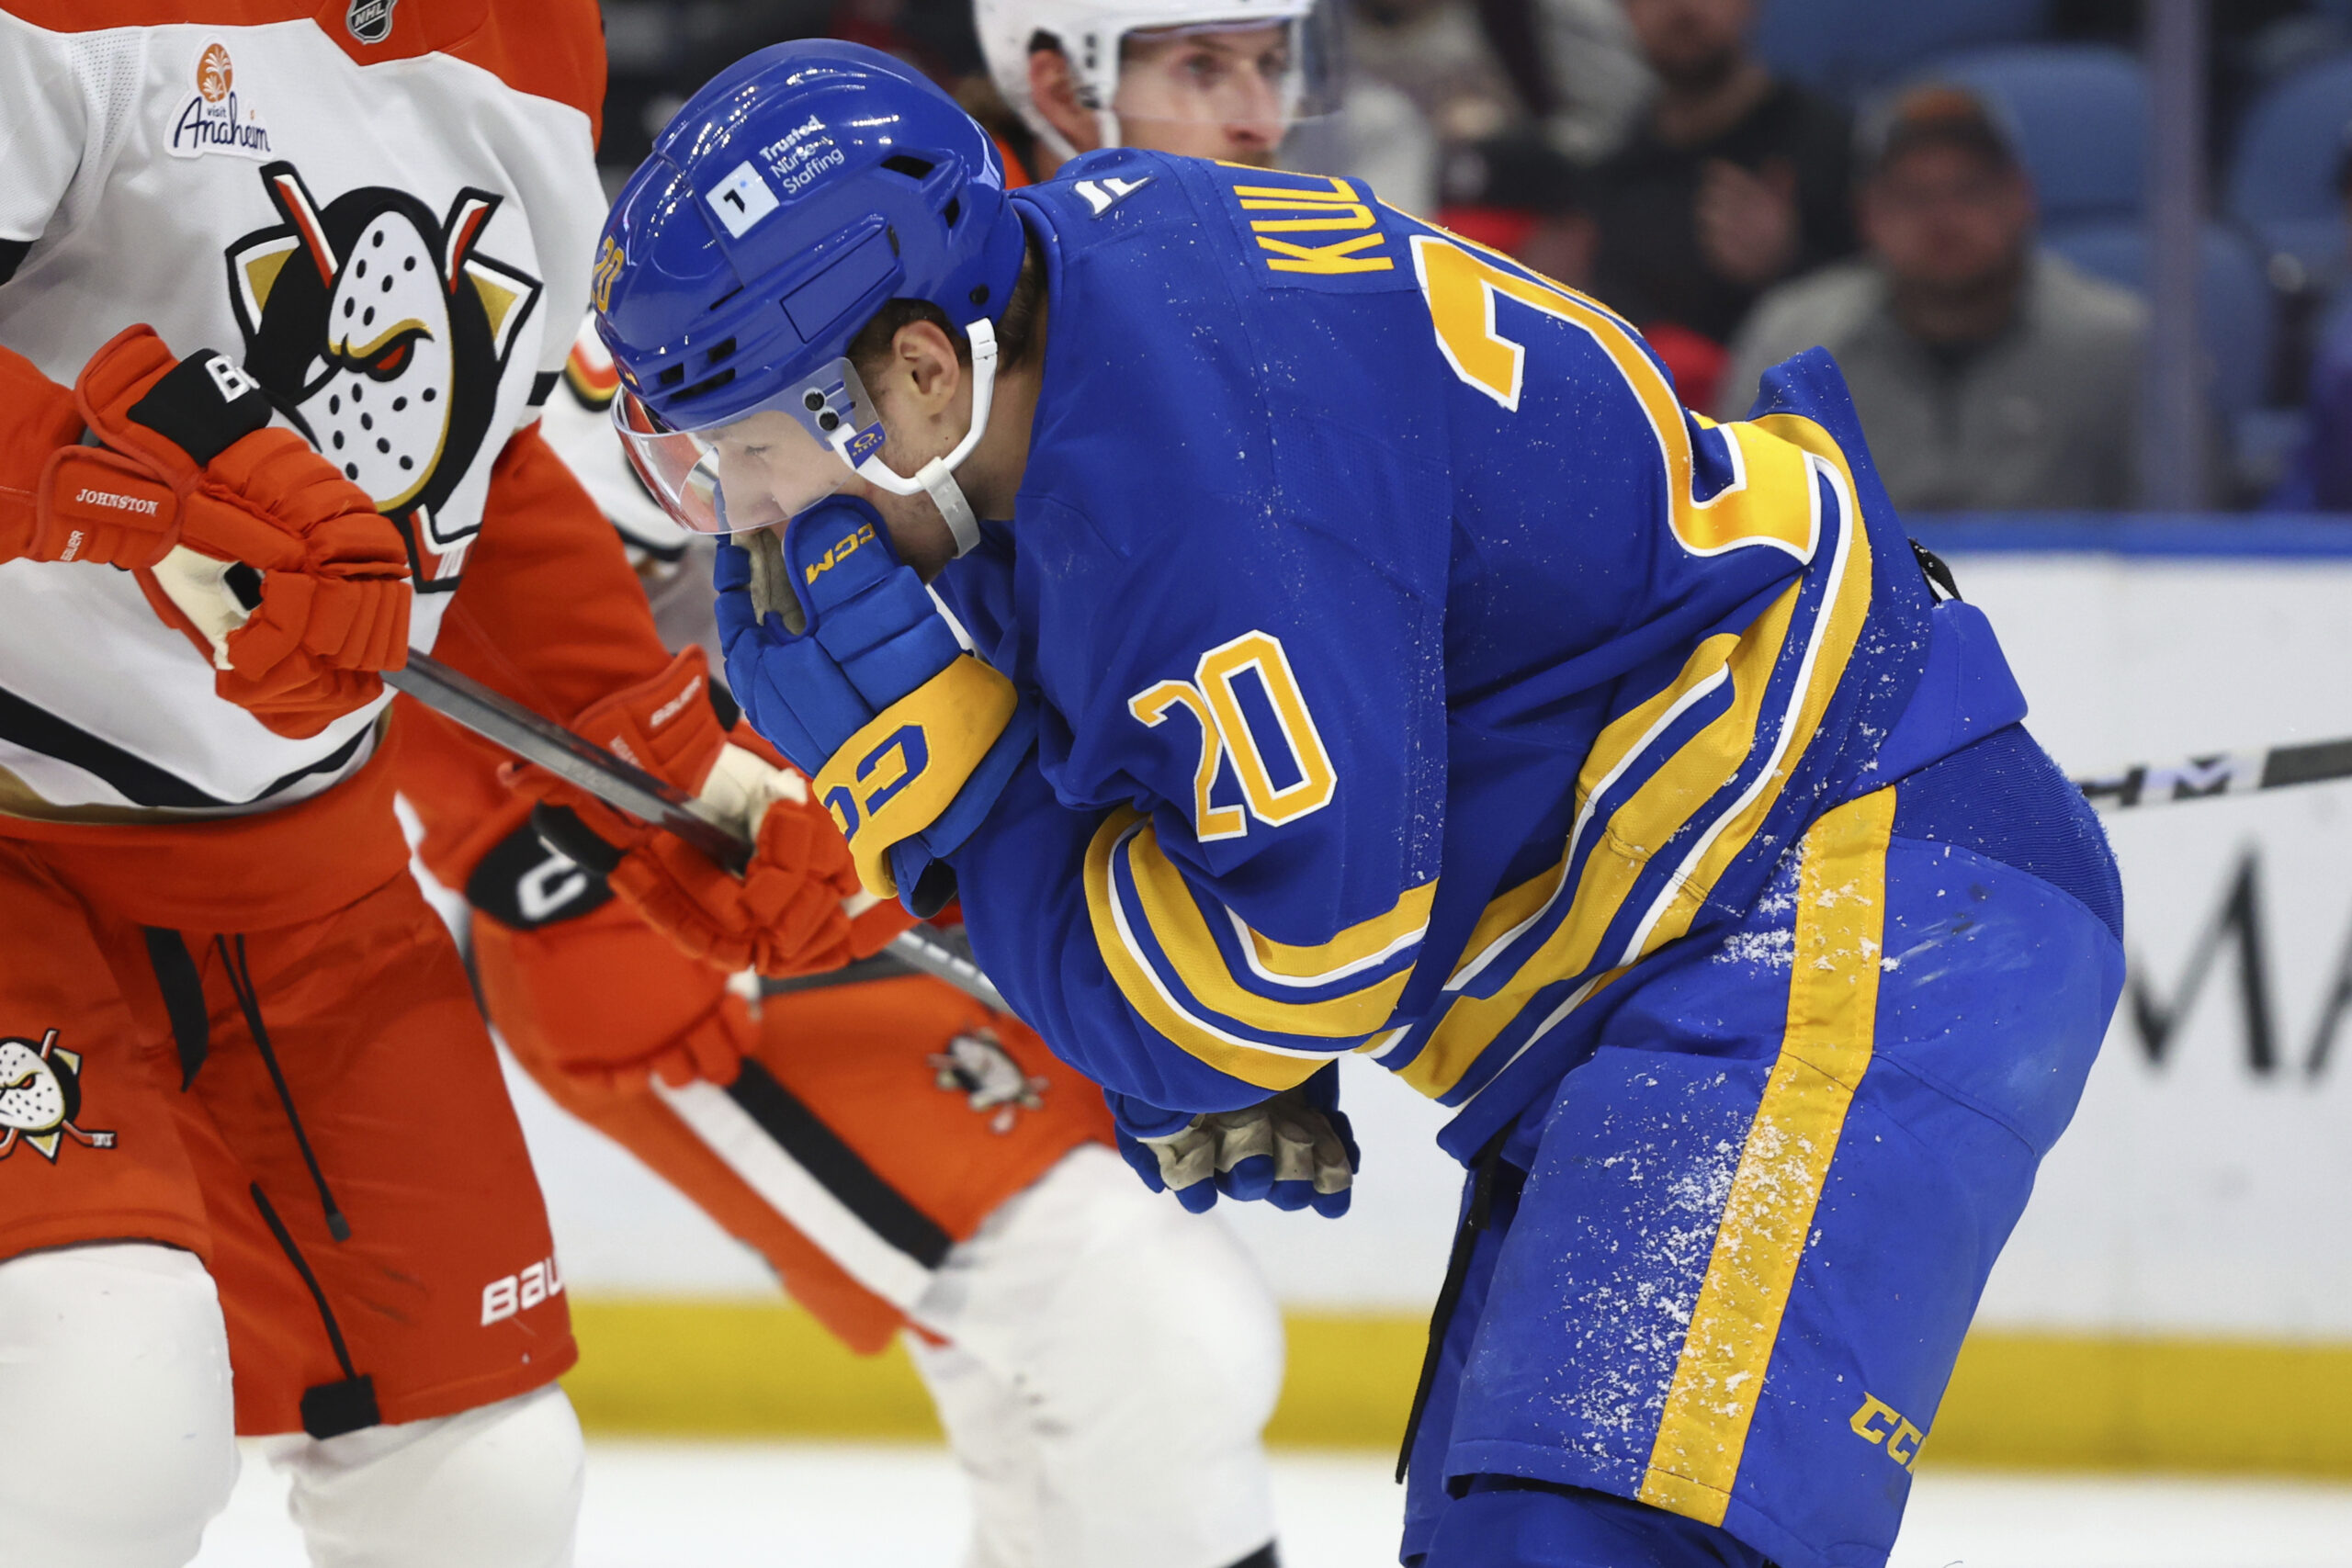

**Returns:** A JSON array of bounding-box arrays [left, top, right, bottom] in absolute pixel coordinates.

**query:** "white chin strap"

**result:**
[[847, 317, 998, 558]]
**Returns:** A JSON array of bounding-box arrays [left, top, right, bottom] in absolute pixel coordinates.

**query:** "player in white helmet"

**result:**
[[977, 0, 1346, 174]]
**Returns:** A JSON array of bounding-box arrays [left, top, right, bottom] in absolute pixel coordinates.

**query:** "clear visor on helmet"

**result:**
[[613, 356, 886, 536], [1107, 6, 1343, 139]]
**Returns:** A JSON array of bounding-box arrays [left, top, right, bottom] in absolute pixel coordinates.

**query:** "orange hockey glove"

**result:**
[[514, 647, 916, 976], [0, 327, 410, 735], [472, 897, 762, 1099]]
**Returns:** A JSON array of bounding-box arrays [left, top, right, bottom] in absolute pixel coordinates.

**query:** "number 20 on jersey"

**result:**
[[1129, 631, 1337, 842]]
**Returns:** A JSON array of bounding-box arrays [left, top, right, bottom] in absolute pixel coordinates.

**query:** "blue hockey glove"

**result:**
[[1111, 1063, 1360, 1218], [714, 497, 1035, 912]]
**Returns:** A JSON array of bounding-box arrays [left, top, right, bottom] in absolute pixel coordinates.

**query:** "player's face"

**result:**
[[1114, 24, 1290, 165], [707, 409, 836, 536]]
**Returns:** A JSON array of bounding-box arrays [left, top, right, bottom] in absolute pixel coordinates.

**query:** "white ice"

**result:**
[[193, 1441, 2352, 1567]]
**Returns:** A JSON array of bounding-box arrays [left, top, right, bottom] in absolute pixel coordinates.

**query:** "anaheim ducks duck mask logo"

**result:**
[[929, 1030, 1048, 1135], [225, 161, 542, 586], [0, 1031, 116, 1162]]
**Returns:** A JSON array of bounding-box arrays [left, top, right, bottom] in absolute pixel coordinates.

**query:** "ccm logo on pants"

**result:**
[[481, 1256, 563, 1325]]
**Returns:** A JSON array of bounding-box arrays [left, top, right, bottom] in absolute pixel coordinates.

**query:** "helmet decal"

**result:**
[[591, 235, 625, 315]]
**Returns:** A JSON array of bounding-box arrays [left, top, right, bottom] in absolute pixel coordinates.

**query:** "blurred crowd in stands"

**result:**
[[598, 0, 2352, 513]]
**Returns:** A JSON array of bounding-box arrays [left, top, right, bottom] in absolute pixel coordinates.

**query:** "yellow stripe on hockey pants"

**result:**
[[1638, 786, 1896, 1522]]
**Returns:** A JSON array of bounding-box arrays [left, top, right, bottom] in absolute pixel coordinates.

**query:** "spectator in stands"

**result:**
[[1717, 85, 2145, 512], [2268, 129, 2352, 512], [1580, 0, 1854, 350]]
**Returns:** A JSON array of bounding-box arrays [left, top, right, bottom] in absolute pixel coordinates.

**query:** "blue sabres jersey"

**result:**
[[937, 150, 1947, 1159]]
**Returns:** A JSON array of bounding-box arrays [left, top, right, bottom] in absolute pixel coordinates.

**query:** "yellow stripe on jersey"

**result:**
[[1121, 820, 1415, 1036], [1446, 632, 1743, 999], [1619, 424, 1875, 965], [1398, 586, 1801, 1099], [1638, 785, 1895, 1526], [1399, 434, 1875, 1104], [1082, 809, 1370, 1091], [1241, 880, 1436, 984]]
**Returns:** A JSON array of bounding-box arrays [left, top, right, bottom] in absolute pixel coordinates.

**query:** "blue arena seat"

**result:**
[[2225, 55, 2352, 285], [1922, 46, 2148, 224], [2041, 220, 2276, 425], [1752, 0, 2051, 101]]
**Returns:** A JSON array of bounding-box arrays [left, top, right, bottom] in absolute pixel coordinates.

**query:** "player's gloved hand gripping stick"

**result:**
[[0, 326, 411, 734], [384, 649, 1008, 1011], [714, 496, 1038, 917], [509, 646, 918, 980]]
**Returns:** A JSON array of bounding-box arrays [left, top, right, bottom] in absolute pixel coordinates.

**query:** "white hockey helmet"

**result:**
[[978, 0, 1340, 164]]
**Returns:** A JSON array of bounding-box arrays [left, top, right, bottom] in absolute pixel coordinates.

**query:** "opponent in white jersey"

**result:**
[[0, 6, 896, 1563]]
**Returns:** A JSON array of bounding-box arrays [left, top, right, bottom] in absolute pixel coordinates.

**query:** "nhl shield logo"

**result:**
[[345, 0, 396, 44], [0, 1031, 116, 1163]]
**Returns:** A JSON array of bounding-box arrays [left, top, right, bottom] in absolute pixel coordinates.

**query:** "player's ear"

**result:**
[[892, 319, 966, 421], [1028, 46, 1100, 153]]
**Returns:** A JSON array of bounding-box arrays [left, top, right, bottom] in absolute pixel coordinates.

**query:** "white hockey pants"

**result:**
[[0, 1241, 582, 1568], [910, 1144, 1286, 1568]]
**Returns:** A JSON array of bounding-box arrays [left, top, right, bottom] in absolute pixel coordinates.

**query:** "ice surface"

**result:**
[[194, 1440, 2352, 1567]]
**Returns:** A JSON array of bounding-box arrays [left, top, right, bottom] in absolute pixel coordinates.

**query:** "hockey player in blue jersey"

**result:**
[[593, 43, 2126, 1568]]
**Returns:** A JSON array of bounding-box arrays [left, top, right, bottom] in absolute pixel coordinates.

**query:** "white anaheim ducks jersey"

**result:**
[[0, 1, 604, 816]]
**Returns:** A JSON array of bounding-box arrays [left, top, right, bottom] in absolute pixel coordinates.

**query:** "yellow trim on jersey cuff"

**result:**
[[1241, 879, 1436, 982], [1116, 821, 1417, 1036], [1083, 808, 1329, 1092]]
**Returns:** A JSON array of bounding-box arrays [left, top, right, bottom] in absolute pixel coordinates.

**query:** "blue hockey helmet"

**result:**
[[594, 41, 1028, 547]]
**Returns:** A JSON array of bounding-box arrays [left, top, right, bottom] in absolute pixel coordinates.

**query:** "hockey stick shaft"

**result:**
[[385, 652, 1009, 1012], [2074, 736, 2352, 810]]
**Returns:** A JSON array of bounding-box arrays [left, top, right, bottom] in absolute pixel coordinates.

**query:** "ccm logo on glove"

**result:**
[[822, 722, 928, 831], [803, 519, 876, 584]]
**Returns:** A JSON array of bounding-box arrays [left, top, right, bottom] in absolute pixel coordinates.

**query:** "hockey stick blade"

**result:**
[[2075, 736, 2352, 810], [384, 652, 1009, 1012]]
